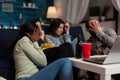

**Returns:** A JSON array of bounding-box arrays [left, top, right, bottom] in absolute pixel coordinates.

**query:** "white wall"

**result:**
[[89, 0, 114, 19]]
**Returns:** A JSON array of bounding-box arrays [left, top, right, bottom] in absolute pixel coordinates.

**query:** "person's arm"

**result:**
[[96, 28, 117, 48], [90, 20, 117, 48], [20, 39, 47, 67], [62, 34, 72, 43], [61, 23, 72, 43], [45, 35, 55, 44], [38, 39, 44, 46], [64, 22, 70, 34]]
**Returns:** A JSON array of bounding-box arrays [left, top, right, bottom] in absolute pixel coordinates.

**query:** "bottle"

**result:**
[[76, 34, 82, 58]]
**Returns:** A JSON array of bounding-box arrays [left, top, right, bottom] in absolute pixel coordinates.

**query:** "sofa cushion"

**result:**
[[0, 29, 18, 80], [0, 29, 19, 55], [70, 26, 85, 41]]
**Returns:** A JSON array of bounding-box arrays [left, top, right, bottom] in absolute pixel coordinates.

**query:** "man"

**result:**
[[85, 19, 117, 55], [85, 19, 117, 80]]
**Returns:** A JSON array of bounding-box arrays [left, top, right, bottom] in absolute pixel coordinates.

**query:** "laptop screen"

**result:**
[[83, 36, 120, 65]]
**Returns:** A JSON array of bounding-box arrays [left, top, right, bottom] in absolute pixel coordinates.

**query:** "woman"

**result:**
[[31, 18, 74, 63], [45, 18, 71, 47], [13, 20, 73, 80], [43, 18, 74, 63]]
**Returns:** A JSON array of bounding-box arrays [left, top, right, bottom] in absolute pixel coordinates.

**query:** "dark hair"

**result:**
[[47, 18, 65, 35], [3, 19, 39, 57], [85, 18, 100, 29], [85, 19, 92, 29], [19, 21, 38, 37], [30, 18, 40, 24]]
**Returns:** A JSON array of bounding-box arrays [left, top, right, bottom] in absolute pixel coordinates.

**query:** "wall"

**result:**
[[89, 0, 114, 19], [0, 0, 53, 29], [82, 0, 114, 22]]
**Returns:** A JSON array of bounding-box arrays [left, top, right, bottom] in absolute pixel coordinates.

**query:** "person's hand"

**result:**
[[36, 21, 45, 41], [64, 22, 70, 34], [39, 29, 45, 41], [27, 28, 41, 42], [89, 20, 103, 33]]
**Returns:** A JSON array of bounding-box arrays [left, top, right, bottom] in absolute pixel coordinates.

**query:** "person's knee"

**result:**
[[59, 58, 72, 66], [58, 58, 71, 63]]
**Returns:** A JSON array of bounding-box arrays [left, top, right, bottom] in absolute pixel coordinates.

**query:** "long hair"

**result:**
[[2, 20, 39, 57], [47, 18, 65, 36], [19, 20, 38, 37], [30, 18, 40, 24], [85, 19, 93, 29], [14, 20, 38, 51]]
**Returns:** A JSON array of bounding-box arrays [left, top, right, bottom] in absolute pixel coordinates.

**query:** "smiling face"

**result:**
[[54, 23, 64, 36]]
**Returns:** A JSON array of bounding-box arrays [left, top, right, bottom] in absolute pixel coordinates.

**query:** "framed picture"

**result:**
[[0, 0, 4, 2], [2, 3, 13, 12]]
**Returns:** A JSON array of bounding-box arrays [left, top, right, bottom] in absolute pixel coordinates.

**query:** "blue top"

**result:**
[[45, 34, 72, 47]]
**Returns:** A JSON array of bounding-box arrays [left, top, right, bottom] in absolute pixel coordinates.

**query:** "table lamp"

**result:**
[[46, 6, 57, 20]]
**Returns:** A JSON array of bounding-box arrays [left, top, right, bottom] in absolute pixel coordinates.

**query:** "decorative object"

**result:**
[[23, 2, 26, 7], [2, 3, 13, 12], [46, 6, 57, 19], [32, 3, 36, 8], [0, 0, 4, 2], [19, 13, 23, 20], [25, 0, 32, 7]]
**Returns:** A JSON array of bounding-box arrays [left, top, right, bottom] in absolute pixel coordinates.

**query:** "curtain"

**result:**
[[111, 0, 120, 34], [54, 0, 89, 25], [111, 0, 120, 12]]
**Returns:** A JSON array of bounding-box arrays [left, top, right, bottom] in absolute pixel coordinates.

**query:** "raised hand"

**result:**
[[64, 22, 70, 34]]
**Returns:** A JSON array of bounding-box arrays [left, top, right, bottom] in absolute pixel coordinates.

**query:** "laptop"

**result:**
[[83, 35, 120, 65]]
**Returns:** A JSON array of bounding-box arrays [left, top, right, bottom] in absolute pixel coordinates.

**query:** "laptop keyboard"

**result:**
[[90, 57, 106, 62]]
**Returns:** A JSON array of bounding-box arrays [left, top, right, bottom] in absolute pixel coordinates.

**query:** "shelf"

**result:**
[[23, 6, 39, 9]]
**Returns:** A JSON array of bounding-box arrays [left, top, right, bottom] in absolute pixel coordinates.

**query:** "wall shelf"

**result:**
[[23, 6, 39, 9]]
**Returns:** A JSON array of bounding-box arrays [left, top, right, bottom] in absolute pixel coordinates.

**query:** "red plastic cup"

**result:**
[[82, 43, 92, 58]]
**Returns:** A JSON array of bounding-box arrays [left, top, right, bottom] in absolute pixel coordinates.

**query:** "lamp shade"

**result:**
[[47, 6, 57, 18]]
